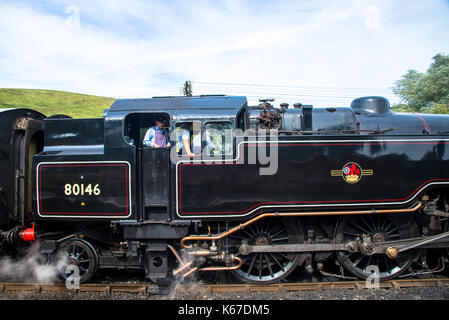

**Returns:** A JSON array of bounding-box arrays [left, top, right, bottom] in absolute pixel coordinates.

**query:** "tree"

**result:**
[[392, 54, 449, 114], [181, 81, 193, 96]]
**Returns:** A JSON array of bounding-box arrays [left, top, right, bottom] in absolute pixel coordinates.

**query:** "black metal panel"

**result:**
[[123, 224, 188, 239], [351, 96, 392, 116], [144, 241, 168, 279], [142, 147, 169, 207], [311, 107, 357, 132], [36, 162, 131, 218], [44, 118, 104, 147], [177, 135, 449, 218]]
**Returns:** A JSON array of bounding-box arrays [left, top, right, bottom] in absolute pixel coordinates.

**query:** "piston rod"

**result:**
[[238, 230, 449, 256]]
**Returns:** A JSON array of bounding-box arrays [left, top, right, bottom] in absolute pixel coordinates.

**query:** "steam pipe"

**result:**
[[180, 203, 423, 248], [167, 244, 183, 264], [199, 256, 243, 272], [181, 257, 243, 278], [173, 261, 193, 276]]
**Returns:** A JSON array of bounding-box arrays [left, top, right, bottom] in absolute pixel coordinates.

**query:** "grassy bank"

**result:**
[[0, 89, 116, 118]]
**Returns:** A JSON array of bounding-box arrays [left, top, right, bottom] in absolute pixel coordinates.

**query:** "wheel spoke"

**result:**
[[360, 217, 374, 231], [75, 249, 86, 259], [270, 253, 285, 272], [269, 227, 287, 239], [241, 256, 250, 264], [381, 217, 388, 229], [349, 221, 370, 234], [383, 221, 394, 233], [264, 254, 274, 278], [343, 231, 360, 237], [78, 259, 90, 263], [229, 234, 245, 241], [248, 225, 258, 235], [241, 229, 253, 238], [366, 255, 373, 268], [387, 232, 400, 238], [254, 222, 260, 233], [383, 255, 391, 274], [246, 255, 257, 276], [271, 236, 289, 242], [368, 216, 377, 230], [278, 253, 292, 261], [352, 255, 365, 267], [263, 219, 273, 233]]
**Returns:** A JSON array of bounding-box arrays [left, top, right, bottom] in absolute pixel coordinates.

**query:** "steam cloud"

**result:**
[[0, 244, 67, 283]]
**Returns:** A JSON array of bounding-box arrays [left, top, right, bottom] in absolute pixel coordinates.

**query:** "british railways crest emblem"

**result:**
[[331, 162, 373, 184]]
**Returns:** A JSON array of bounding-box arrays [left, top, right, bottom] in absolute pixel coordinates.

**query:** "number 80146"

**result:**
[[64, 184, 101, 196]]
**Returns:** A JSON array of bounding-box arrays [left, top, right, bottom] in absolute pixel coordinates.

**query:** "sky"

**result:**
[[0, 0, 448, 107]]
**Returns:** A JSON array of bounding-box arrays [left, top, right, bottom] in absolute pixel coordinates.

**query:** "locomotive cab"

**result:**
[[124, 112, 171, 222]]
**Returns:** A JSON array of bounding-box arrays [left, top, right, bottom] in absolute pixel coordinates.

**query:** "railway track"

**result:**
[[0, 278, 448, 296]]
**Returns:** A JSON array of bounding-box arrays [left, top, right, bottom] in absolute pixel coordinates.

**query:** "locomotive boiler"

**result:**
[[1, 95, 449, 285]]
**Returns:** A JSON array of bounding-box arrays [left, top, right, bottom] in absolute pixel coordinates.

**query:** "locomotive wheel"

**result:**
[[231, 217, 303, 284], [58, 239, 99, 284], [335, 213, 418, 281]]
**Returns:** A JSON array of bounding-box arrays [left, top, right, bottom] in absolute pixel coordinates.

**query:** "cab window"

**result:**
[[204, 122, 233, 156], [124, 113, 170, 147], [174, 121, 201, 155]]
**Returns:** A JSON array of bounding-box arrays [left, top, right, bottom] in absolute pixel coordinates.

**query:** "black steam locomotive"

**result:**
[[1, 95, 449, 284]]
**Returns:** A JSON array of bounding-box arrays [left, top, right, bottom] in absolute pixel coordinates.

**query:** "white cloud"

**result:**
[[364, 5, 380, 29], [0, 0, 448, 107]]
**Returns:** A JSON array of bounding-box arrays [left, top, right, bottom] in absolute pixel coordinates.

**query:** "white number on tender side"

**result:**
[[64, 184, 101, 196]]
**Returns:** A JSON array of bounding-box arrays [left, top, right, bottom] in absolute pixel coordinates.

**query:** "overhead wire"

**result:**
[[150, 81, 397, 106]]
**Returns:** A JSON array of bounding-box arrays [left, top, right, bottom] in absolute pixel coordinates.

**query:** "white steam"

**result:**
[[168, 249, 205, 299], [0, 244, 68, 283]]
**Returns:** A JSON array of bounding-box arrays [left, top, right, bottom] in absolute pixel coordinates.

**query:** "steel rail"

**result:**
[[0, 277, 447, 296]]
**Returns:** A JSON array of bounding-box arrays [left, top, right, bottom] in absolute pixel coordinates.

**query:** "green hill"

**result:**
[[0, 89, 116, 118]]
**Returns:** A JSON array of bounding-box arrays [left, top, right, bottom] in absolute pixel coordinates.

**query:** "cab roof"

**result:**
[[108, 95, 247, 118]]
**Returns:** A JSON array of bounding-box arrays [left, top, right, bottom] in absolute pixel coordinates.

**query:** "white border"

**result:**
[[176, 138, 449, 218], [36, 161, 132, 219]]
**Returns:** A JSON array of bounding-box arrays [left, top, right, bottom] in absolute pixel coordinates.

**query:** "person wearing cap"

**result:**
[[143, 116, 171, 148]]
